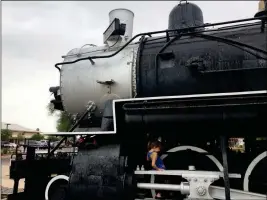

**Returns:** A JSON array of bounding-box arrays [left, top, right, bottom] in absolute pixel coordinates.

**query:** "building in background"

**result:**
[[1, 122, 41, 144]]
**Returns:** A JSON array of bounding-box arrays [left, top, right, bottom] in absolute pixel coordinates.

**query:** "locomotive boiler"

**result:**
[[46, 1, 267, 200]]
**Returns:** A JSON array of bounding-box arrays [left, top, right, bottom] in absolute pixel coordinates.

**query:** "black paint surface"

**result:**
[[136, 24, 267, 97], [67, 145, 123, 200]]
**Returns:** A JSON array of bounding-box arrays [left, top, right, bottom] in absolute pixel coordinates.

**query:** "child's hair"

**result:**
[[148, 140, 162, 150]]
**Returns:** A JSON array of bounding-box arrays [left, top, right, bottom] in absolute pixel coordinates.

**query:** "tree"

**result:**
[[47, 102, 73, 132], [17, 133, 25, 141], [31, 133, 44, 141], [47, 136, 60, 142], [56, 112, 73, 132], [1, 129, 12, 141]]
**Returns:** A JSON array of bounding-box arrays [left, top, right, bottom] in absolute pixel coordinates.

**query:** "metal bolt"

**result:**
[[204, 179, 207, 182], [194, 178, 198, 182], [196, 186, 206, 196]]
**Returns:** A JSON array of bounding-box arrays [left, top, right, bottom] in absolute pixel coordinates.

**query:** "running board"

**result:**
[[123, 91, 267, 125], [123, 90, 267, 112]]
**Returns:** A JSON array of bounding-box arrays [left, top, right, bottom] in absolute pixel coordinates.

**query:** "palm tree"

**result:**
[[47, 103, 73, 132]]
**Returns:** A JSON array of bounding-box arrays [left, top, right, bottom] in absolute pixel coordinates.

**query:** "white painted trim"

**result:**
[[160, 146, 223, 171], [44, 90, 267, 135], [243, 151, 267, 192], [45, 175, 69, 200], [210, 185, 266, 199]]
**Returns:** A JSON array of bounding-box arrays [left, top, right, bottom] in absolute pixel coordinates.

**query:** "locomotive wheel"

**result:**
[[49, 184, 68, 200], [149, 145, 223, 199], [161, 146, 223, 170], [45, 175, 69, 200], [67, 144, 131, 200], [243, 151, 267, 195]]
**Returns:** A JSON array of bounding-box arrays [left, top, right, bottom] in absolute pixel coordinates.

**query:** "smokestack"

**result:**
[[109, 8, 134, 42]]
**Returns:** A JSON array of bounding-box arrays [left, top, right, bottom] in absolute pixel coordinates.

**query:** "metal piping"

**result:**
[[48, 103, 94, 156], [137, 183, 182, 192], [134, 170, 241, 178]]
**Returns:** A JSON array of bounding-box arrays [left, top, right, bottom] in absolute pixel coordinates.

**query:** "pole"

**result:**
[[220, 135, 231, 200], [6, 123, 10, 130], [5, 123, 11, 141]]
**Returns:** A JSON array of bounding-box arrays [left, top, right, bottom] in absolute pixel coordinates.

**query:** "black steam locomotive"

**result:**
[[8, 1, 267, 200]]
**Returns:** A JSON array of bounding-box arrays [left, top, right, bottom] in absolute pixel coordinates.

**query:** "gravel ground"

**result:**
[[1, 186, 24, 194]]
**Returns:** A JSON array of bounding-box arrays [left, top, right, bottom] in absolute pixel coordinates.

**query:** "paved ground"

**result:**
[[1, 156, 25, 192], [1, 156, 10, 165]]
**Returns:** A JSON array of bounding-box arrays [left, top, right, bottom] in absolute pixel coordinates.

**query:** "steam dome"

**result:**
[[168, 2, 204, 30]]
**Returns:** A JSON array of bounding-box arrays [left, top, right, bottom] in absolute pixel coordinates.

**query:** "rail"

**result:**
[[48, 102, 96, 157]]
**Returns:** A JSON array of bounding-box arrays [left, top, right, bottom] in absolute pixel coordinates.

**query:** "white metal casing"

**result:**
[[60, 44, 138, 117]]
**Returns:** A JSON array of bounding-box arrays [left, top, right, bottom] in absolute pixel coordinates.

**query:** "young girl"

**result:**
[[147, 141, 166, 198]]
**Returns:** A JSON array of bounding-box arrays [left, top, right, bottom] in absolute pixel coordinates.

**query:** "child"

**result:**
[[147, 141, 166, 199]]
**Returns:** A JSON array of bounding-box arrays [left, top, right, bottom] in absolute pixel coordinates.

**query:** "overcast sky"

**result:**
[[2, 1, 259, 132]]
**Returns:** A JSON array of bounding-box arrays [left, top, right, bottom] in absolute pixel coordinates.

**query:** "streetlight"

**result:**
[[6, 123, 11, 130], [5, 123, 12, 143]]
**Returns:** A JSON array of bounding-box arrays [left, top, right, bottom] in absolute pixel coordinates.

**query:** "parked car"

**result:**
[[9, 143, 17, 148], [27, 140, 43, 148], [1, 141, 9, 147], [50, 141, 64, 149], [1, 141, 17, 148], [39, 140, 49, 148]]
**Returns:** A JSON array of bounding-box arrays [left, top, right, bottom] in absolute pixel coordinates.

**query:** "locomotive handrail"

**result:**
[[48, 102, 96, 157], [54, 16, 267, 71], [77, 44, 97, 57], [196, 33, 267, 56]]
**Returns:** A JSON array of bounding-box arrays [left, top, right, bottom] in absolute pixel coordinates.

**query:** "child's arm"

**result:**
[[150, 152, 163, 171]]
